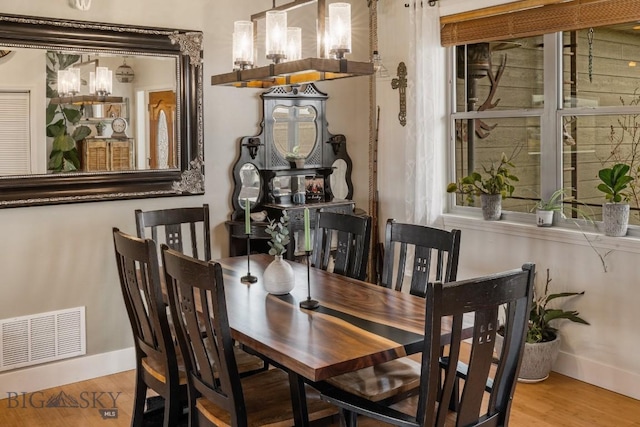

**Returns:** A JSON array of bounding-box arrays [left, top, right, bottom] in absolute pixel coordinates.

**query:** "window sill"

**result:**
[[442, 211, 640, 255]]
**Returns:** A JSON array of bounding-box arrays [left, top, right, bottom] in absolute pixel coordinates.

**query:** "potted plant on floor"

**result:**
[[597, 163, 634, 236], [497, 269, 589, 382], [446, 152, 519, 220]]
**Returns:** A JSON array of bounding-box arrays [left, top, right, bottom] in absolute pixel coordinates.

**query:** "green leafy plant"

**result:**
[[46, 103, 91, 171], [264, 213, 290, 256], [532, 188, 593, 218], [526, 269, 589, 344], [446, 152, 519, 205], [285, 145, 304, 160], [45, 52, 91, 172], [597, 163, 634, 203]]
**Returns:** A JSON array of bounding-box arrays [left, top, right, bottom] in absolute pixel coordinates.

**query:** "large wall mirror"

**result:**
[[0, 14, 203, 207]]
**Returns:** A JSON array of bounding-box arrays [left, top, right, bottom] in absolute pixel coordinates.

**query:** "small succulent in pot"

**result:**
[[264, 212, 290, 256]]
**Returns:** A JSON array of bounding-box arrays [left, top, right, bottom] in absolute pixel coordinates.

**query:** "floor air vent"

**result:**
[[0, 307, 86, 372]]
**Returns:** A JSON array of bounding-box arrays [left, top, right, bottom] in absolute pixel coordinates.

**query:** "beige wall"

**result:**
[[0, 0, 370, 378]]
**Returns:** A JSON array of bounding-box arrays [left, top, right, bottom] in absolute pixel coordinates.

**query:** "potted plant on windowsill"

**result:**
[[446, 152, 519, 220], [532, 188, 593, 227], [496, 269, 589, 382], [597, 163, 634, 236]]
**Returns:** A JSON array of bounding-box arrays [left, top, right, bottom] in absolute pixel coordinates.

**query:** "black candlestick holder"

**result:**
[[299, 250, 319, 310], [240, 235, 257, 284]]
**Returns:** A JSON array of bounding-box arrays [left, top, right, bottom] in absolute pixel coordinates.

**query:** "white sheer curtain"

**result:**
[[405, 2, 446, 226]]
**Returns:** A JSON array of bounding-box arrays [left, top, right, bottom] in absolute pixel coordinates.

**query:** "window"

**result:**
[[449, 24, 640, 227]]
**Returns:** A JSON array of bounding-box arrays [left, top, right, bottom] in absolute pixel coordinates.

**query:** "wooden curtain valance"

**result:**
[[441, 0, 640, 46]]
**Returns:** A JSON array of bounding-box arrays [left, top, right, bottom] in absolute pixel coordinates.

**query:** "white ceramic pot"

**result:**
[[536, 209, 554, 227], [495, 333, 561, 383], [263, 255, 295, 295], [480, 193, 502, 221], [602, 202, 629, 237]]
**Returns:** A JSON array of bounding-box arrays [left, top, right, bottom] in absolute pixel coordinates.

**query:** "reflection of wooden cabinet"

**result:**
[[81, 138, 133, 171]]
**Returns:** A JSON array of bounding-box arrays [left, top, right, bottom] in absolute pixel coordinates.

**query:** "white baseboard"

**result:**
[[554, 351, 640, 400], [0, 347, 135, 396]]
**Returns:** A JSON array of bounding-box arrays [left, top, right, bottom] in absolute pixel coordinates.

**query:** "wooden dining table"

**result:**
[[212, 253, 467, 427]]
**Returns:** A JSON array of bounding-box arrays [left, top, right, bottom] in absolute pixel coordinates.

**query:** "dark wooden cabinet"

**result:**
[[227, 83, 357, 259]]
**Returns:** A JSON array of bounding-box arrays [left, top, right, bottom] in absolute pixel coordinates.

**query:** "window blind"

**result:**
[[0, 91, 30, 175], [441, 0, 640, 46]]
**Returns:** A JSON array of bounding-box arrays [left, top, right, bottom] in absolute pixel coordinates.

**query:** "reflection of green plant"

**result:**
[[285, 145, 304, 159], [46, 103, 91, 171], [526, 269, 589, 344], [265, 213, 290, 256], [45, 52, 91, 172], [446, 151, 519, 204], [597, 163, 634, 203]]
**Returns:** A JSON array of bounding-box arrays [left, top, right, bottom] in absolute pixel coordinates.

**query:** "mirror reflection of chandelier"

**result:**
[[212, 0, 372, 88], [90, 67, 113, 96], [57, 68, 80, 97]]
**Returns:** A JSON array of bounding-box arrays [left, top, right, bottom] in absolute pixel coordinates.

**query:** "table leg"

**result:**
[[288, 371, 309, 427]]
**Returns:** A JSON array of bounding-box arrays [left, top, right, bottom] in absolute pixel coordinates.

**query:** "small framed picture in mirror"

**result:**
[[305, 176, 324, 202]]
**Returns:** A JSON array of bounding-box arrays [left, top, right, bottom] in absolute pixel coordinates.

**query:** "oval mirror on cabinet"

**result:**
[[330, 159, 349, 200], [238, 163, 261, 207], [272, 105, 317, 159]]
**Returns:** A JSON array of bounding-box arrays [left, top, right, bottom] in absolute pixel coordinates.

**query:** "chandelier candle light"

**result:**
[[300, 207, 319, 310], [266, 10, 287, 64], [241, 198, 258, 284], [233, 20, 254, 70], [329, 2, 351, 59]]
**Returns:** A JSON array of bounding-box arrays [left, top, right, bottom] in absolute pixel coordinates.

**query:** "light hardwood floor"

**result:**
[[0, 369, 638, 427]]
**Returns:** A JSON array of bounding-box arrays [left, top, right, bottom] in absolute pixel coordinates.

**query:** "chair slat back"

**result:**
[[381, 219, 461, 296], [161, 246, 247, 425], [135, 204, 211, 261], [312, 212, 371, 281], [112, 228, 175, 364], [420, 264, 535, 427]]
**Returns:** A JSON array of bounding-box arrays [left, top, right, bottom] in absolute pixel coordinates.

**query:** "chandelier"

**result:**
[[211, 0, 373, 88]]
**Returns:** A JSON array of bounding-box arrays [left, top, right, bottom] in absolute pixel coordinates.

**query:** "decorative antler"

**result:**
[[475, 55, 506, 139]]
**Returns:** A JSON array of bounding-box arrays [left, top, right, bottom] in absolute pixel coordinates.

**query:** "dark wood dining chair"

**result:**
[[160, 245, 338, 427], [135, 204, 211, 260], [112, 228, 187, 427], [135, 204, 266, 377], [312, 211, 372, 281], [381, 219, 461, 297], [317, 263, 536, 427], [325, 220, 462, 404]]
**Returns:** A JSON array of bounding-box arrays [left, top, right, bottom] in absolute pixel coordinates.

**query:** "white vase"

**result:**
[[536, 209, 554, 227], [263, 255, 295, 295], [602, 202, 629, 237]]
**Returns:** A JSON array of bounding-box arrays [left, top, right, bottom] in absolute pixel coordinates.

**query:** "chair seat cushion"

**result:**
[[196, 369, 337, 427], [326, 355, 421, 402], [141, 352, 188, 385], [234, 346, 265, 374]]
